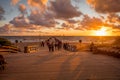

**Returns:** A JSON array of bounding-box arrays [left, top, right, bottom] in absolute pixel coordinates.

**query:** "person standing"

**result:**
[[0, 55, 7, 70], [47, 38, 55, 52], [90, 42, 94, 51]]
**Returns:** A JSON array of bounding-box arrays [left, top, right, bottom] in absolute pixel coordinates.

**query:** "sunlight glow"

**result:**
[[95, 27, 107, 36]]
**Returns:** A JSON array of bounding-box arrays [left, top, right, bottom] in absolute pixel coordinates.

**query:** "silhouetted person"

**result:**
[[79, 39, 82, 43], [58, 41, 62, 50], [46, 38, 55, 52], [55, 40, 59, 50], [63, 43, 69, 50], [54, 39, 62, 50], [0, 55, 7, 70], [90, 42, 94, 51], [15, 40, 18, 43], [41, 41, 44, 47]]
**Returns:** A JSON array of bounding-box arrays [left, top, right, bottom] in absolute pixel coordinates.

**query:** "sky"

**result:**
[[0, 0, 120, 36]]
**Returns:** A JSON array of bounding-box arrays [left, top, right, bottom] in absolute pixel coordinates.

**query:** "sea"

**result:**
[[0, 36, 117, 43]]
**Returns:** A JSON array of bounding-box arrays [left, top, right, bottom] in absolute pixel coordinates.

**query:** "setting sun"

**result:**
[[95, 27, 107, 36]]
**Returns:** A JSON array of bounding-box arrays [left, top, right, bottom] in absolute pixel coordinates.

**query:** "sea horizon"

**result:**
[[0, 36, 117, 43]]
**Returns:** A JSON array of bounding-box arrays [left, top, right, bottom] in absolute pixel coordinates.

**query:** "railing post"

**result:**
[[24, 46, 29, 53]]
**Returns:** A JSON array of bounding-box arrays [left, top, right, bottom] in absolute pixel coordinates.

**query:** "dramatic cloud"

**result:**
[[62, 23, 69, 28], [10, 15, 30, 27], [104, 13, 120, 30], [0, 24, 11, 33], [11, 0, 20, 5], [107, 13, 120, 24], [9, 0, 83, 29], [28, 10, 55, 27], [78, 14, 120, 31], [87, 0, 120, 13], [80, 15, 104, 30], [0, 23, 45, 35], [27, 0, 48, 12], [19, 4, 27, 14], [67, 19, 79, 24], [50, 0, 82, 19], [61, 22, 75, 30], [0, 6, 5, 20]]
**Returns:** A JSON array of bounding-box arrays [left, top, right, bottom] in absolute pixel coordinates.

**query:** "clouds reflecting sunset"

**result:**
[[0, 0, 120, 36]]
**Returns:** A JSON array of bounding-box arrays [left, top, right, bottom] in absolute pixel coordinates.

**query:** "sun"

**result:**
[[95, 27, 107, 36]]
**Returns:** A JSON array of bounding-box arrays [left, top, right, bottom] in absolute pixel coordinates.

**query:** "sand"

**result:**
[[0, 42, 120, 80]]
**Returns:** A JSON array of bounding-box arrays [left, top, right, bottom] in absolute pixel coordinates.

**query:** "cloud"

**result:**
[[67, 19, 79, 24], [101, 13, 120, 30], [61, 22, 74, 30], [0, 6, 5, 20], [11, 0, 20, 5], [28, 10, 55, 27], [79, 15, 104, 30], [27, 0, 48, 12], [62, 23, 69, 28], [107, 13, 120, 24], [50, 0, 82, 19], [0, 24, 12, 33], [26, 0, 56, 27], [9, 0, 82, 29], [19, 4, 27, 14], [10, 15, 30, 27], [78, 14, 120, 31], [0, 23, 44, 35], [87, 0, 120, 13], [27, 0, 82, 27]]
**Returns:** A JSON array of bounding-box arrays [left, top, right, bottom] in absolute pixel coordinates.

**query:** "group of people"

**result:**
[[40, 37, 62, 52], [40, 37, 96, 52], [40, 37, 79, 52], [63, 43, 77, 52], [39, 37, 78, 52], [46, 37, 62, 52]]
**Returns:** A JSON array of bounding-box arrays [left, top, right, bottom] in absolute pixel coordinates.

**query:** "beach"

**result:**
[[1, 0, 120, 79], [0, 41, 120, 80]]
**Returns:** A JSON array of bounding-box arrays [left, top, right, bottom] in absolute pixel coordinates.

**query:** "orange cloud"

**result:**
[[11, 0, 20, 5], [28, 9, 55, 27], [87, 0, 120, 13], [107, 13, 120, 24], [50, 0, 82, 19], [79, 15, 103, 30], [19, 4, 27, 14], [10, 15, 30, 27], [0, 24, 12, 34], [27, 0, 48, 12]]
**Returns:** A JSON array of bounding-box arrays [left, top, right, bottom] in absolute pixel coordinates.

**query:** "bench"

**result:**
[[24, 45, 39, 53]]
